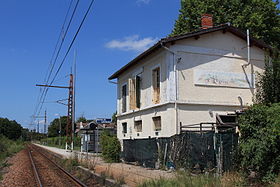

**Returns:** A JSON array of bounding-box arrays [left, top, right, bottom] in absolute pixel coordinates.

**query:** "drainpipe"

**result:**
[[242, 29, 251, 67], [161, 43, 180, 134], [242, 29, 254, 88]]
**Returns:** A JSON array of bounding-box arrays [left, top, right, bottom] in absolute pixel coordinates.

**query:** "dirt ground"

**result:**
[[0, 149, 37, 187]]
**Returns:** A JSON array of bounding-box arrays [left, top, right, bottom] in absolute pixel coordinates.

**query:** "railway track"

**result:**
[[27, 144, 88, 187]]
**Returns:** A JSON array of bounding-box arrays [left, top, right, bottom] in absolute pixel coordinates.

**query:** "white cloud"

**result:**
[[136, 0, 151, 5], [105, 35, 158, 52]]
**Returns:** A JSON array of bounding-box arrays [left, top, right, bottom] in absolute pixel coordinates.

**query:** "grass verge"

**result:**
[[0, 135, 24, 181]]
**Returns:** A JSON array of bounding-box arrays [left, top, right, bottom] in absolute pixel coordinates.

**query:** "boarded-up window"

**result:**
[[122, 84, 127, 113], [136, 75, 141, 108], [153, 116, 161, 131], [129, 75, 141, 110], [122, 122, 127, 133], [152, 67, 160, 104], [134, 120, 142, 132]]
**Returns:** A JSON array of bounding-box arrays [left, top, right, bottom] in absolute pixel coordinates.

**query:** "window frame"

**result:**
[[134, 120, 142, 132], [151, 65, 161, 104], [121, 83, 127, 113]]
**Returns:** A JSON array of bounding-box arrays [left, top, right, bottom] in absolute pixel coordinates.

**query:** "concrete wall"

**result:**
[[168, 31, 265, 126], [117, 103, 175, 140]]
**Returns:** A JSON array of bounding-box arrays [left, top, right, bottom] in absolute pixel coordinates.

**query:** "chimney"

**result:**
[[201, 14, 213, 29]]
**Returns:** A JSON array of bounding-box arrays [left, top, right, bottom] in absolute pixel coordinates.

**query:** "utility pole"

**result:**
[[36, 74, 75, 152], [66, 74, 74, 151], [33, 109, 47, 134]]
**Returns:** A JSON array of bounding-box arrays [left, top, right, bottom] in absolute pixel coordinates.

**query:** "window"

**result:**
[[122, 122, 127, 133], [122, 84, 127, 113], [134, 120, 142, 132], [153, 116, 161, 131], [129, 75, 141, 110], [152, 67, 160, 104]]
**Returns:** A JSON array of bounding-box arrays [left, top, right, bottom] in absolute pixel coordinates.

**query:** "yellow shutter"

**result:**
[[129, 78, 136, 110]]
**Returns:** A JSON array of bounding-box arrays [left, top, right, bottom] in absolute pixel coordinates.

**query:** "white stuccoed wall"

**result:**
[[115, 30, 265, 141]]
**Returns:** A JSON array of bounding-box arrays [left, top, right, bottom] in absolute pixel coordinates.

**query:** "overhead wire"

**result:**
[[34, 0, 80, 118], [31, 0, 78, 125], [34, 0, 95, 120]]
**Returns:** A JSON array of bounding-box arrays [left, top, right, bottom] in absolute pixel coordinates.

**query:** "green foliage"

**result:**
[[76, 116, 87, 123], [256, 52, 280, 104], [0, 118, 22, 140], [0, 135, 24, 179], [48, 116, 67, 137], [100, 131, 121, 163], [40, 136, 81, 150], [172, 0, 280, 48], [139, 172, 221, 187], [238, 104, 280, 182], [112, 111, 117, 123]]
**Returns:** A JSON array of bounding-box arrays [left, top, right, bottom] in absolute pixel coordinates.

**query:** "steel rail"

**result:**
[[28, 149, 43, 187], [30, 145, 87, 187]]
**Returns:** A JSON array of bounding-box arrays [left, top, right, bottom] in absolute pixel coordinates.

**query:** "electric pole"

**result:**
[[36, 74, 75, 151]]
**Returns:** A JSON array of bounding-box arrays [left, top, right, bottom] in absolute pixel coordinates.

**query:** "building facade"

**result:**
[[109, 24, 268, 147]]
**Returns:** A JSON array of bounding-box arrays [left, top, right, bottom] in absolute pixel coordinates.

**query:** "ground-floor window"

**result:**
[[134, 120, 142, 132], [153, 116, 161, 131], [122, 122, 127, 133]]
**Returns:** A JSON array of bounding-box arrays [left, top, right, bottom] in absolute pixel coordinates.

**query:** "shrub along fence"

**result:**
[[40, 136, 81, 150]]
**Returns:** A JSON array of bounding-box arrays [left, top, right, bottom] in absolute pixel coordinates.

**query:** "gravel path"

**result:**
[[0, 149, 37, 187]]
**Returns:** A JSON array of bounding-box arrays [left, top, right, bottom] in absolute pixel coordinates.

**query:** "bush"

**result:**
[[238, 103, 280, 182], [100, 131, 121, 163], [40, 136, 81, 150]]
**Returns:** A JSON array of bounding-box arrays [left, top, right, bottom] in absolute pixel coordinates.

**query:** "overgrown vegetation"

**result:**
[[238, 104, 280, 183], [100, 130, 121, 163], [139, 171, 247, 187], [0, 135, 24, 180], [40, 136, 81, 150], [256, 52, 280, 104]]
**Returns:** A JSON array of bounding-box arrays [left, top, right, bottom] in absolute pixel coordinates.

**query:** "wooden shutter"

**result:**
[[152, 68, 160, 104], [129, 78, 136, 110]]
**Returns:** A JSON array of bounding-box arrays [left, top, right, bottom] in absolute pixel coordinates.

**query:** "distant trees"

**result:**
[[48, 116, 67, 137], [112, 111, 117, 123], [76, 116, 87, 123], [0, 118, 22, 140]]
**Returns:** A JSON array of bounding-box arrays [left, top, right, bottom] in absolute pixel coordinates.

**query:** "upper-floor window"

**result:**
[[152, 67, 160, 104], [122, 84, 127, 113], [129, 75, 141, 110]]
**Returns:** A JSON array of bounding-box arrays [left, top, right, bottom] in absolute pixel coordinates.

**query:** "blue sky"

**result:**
[[0, 0, 180, 130]]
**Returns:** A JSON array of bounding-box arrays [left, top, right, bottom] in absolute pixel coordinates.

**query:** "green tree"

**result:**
[[238, 104, 280, 182], [76, 116, 87, 123], [172, 0, 280, 48], [0, 118, 22, 140], [48, 116, 67, 137], [256, 52, 280, 104], [112, 111, 117, 123]]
